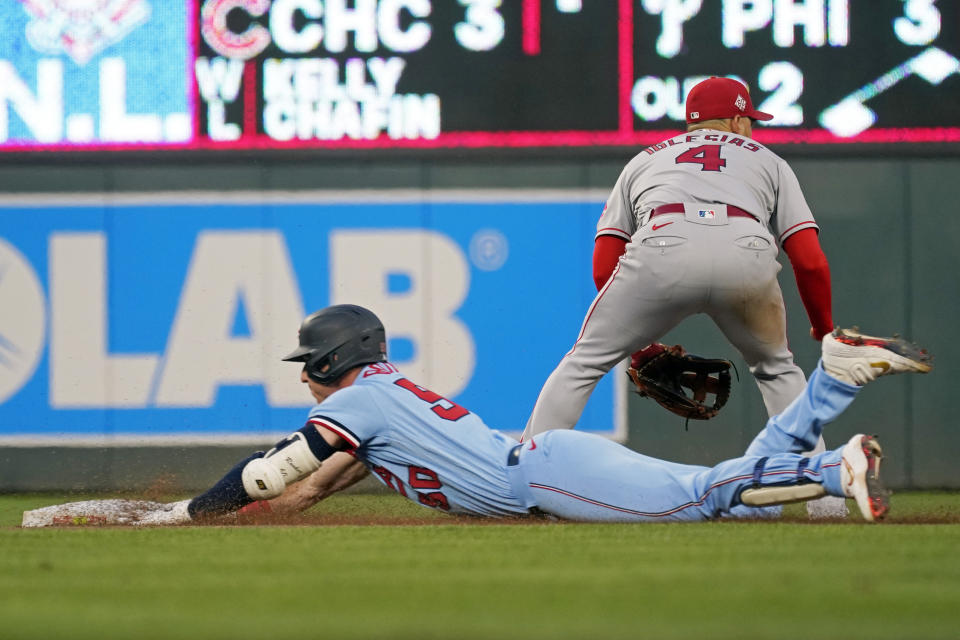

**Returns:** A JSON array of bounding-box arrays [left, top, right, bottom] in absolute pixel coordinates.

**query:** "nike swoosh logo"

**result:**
[[529, 439, 537, 450], [651, 222, 673, 231]]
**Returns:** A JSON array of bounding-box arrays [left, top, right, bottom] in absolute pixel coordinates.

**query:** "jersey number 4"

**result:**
[[675, 145, 726, 172]]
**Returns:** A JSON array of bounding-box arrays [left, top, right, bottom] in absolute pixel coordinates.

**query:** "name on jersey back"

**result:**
[[643, 134, 762, 156]]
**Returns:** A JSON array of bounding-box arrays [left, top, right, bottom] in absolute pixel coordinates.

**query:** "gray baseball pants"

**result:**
[[524, 214, 810, 439]]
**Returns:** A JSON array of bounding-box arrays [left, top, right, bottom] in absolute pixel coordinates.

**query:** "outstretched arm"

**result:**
[[189, 423, 349, 519], [22, 432, 366, 527], [265, 452, 369, 514]]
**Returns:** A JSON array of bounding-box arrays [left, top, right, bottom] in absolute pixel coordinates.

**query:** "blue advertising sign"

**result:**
[[0, 191, 624, 444]]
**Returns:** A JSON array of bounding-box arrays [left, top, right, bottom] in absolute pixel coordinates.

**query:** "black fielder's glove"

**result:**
[[626, 343, 733, 420]]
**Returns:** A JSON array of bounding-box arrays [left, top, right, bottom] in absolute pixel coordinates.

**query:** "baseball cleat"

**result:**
[[840, 434, 889, 522], [821, 327, 932, 385]]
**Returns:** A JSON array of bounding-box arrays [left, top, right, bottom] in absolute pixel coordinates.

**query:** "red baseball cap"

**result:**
[[685, 77, 773, 124]]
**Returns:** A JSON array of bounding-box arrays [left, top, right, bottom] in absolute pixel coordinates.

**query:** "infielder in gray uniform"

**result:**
[[523, 76, 839, 515]]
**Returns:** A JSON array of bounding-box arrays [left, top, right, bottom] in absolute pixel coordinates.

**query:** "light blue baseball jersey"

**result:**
[[303, 362, 857, 522], [305, 362, 529, 517]]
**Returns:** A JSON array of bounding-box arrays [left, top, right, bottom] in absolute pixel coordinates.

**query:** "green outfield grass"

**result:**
[[2, 492, 959, 640]]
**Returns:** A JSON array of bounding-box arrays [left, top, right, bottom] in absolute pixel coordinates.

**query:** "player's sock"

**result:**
[[187, 451, 264, 519]]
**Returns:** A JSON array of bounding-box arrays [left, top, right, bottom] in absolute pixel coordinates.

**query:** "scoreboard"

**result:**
[[1, 0, 958, 153]]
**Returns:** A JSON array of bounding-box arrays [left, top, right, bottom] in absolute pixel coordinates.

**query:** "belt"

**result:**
[[505, 443, 549, 518], [649, 202, 758, 222]]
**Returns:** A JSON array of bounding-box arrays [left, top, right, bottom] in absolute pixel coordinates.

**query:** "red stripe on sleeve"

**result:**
[[309, 418, 360, 449], [596, 226, 631, 236], [779, 220, 817, 243]]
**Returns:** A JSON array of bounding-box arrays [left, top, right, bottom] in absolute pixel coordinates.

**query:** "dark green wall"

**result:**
[[0, 153, 957, 490]]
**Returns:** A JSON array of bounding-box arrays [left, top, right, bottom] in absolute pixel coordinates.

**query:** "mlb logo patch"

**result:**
[[698, 209, 717, 219]]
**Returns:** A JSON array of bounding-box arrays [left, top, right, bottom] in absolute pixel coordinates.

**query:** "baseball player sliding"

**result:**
[[23, 305, 932, 527], [522, 76, 842, 517]]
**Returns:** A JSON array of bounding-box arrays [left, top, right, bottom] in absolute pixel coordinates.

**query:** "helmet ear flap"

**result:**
[[304, 350, 338, 384]]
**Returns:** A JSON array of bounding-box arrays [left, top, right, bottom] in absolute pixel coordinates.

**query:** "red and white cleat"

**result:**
[[822, 328, 932, 385], [840, 434, 890, 522]]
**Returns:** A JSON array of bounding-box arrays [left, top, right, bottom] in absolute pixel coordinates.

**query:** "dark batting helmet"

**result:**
[[282, 305, 388, 384]]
